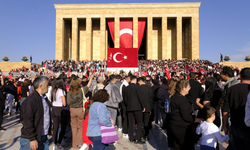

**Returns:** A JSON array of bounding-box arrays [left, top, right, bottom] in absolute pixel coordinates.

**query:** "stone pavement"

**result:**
[[0, 109, 228, 150]]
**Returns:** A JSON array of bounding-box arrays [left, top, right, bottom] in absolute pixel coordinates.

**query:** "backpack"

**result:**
[[164, 98, 169, 113], [15, 86, 22, 101], [163, 92, 171, 113], [17, 86, 22, 95]]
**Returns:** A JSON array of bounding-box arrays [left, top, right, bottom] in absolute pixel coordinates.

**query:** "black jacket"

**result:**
[[139, 84, 154, 112], [3, 84, 16, 96], [152, 84, 160, 102], [124, 83, 145, 111], [21, 90, 52, 141], [0, 87, 5, 109], [186, 79, 204, 110], [169, 92, 195, 128], [223, 83, 250, 129], [157, 84, 169, 108]]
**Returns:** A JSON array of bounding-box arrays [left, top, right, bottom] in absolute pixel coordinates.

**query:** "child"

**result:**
[[80, 100, 93, 150], [196, 106, 229, 150]]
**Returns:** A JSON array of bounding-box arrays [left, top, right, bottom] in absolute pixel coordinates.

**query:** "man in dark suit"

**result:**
[[124, 76, 145, 144], [186, 72, 204, 116], [138, 77, 153, 141]]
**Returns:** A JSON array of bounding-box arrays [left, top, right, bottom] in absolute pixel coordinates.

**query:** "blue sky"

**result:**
[[0, 0, 249, 64]]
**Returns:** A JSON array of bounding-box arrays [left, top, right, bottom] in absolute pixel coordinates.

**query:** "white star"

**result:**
[[123, 55, 127, 60]]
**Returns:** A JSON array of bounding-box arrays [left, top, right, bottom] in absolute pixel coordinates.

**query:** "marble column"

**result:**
[[71, 17, 78, 61], [162, 17, 168, 60], [55, 17, 64, 60], [147, 17, 153, 59], [115, 17, 120, 48], [176, 16, 182, 60], [191, 16, 199, 60], [86, 17, 92, 60], [133, 17, 138, 48], [100, 17, 106, 60]]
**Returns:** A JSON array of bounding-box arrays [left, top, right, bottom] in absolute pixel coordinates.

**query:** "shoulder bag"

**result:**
[[97, 104, 119, 144], [81, 87, 88, 112]]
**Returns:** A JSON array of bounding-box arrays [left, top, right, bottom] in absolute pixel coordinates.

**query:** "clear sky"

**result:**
[[0, 0, 249, 64]]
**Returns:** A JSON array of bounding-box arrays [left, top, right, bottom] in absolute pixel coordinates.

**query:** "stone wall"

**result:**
[[0, 62, 31, 72], [219, 62, 250, 70]]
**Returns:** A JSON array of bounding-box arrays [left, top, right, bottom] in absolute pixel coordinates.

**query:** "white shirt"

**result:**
[[18, 78, 25, 82], [52, 89, 66, 107], [201, 85, 206, 91], [46, 86, 52, 102], [196, 121, 229, 148], [120, 80, 129, 96]]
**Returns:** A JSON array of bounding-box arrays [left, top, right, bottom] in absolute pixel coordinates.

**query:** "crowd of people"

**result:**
[[0, 59, 250, 150], [4, 59, 240, 80], [40, 59, 232, 75]]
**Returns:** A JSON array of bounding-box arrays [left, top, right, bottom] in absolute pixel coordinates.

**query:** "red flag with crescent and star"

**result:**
[[120, 18, 133, 48], [107, 18, 146, 49], [107, 48, 138, 68]]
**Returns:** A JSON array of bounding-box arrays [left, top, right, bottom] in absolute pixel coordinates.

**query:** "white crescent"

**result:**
[[120, 28, 133, 37], [113, 52, 123, 63]]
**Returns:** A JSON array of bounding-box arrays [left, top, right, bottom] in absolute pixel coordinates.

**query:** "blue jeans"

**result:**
[[20, 135, 49, 150], [89, 136, 109, 150]]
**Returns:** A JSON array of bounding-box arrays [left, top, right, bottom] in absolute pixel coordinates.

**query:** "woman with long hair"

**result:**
[[164, 79, 177, 147], [86, 89, 114, 150], [67, 76, 93, 149], [169, 79, 202, 150], [51, 78, 67, 150]]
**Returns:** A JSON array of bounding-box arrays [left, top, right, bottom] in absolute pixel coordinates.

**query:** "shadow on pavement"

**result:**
[[0, 136, 20, 150]]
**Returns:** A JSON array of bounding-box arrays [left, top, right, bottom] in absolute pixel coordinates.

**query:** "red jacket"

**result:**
[[82, 113, 92, 145]]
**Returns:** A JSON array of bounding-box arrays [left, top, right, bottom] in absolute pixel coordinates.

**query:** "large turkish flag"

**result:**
[[107, 18, 146, 49], [120, 18, 133, 48], [107, 48, 138, 68]]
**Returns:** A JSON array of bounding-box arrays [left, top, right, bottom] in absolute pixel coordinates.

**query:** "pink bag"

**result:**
[[97, 104, 119, 144]]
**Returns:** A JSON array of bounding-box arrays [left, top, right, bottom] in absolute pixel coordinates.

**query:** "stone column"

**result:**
[[191, 16, 199, 60], [55, 17, 64, 60], [115, 17, 120, 48], [86, 17, 92, 60], [147, 17, 153, 59], [162, 17, 168, 60], [176, 16, 182, 60], [72, 17, 78, 61], [133, 17, 138, 48], [100, 16, 106, 60]]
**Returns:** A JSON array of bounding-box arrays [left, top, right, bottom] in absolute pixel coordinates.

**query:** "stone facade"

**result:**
[[55, 2, 201, 61], [0, 62, 31, 72]]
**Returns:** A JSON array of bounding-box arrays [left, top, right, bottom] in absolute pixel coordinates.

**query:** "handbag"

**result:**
[[97, 104, 119, 144], [81, 87, 88, 112]]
